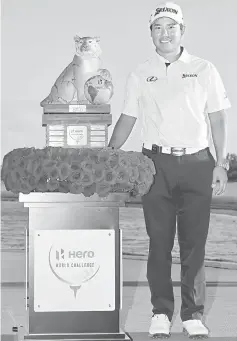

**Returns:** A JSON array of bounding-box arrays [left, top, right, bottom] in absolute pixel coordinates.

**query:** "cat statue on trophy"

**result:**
[[40, 36, 114, 106]]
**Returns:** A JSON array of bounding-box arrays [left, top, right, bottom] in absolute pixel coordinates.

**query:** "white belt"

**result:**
[[143, 142, 206, 155]]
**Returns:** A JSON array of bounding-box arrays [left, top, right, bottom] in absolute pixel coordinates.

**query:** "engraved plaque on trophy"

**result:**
[[67, 126, 88, 146]]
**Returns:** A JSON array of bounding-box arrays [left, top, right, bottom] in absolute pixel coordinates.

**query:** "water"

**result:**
[[120, 207, 237, 264], [1, 201, 237, 265]]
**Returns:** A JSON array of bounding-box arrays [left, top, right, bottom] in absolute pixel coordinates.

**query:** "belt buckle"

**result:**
[[171, 147, 186, 156], [152, 145, 157, 153]]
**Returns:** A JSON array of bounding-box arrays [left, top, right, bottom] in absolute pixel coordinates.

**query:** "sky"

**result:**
[[1, 0, 237, 161]]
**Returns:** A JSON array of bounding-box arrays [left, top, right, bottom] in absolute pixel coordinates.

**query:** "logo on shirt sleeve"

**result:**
[[147, 76, 158, 82]]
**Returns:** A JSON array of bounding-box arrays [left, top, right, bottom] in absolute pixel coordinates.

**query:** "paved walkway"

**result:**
[[1, 252, 237, 339]]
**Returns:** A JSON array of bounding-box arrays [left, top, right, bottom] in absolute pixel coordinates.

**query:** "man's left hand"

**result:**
[[211, 166, 228, 195]]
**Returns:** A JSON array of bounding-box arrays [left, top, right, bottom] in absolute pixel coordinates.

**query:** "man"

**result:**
[[108, 1, 231, 338]]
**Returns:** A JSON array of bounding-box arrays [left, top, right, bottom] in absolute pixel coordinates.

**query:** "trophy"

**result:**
[[40, 36, 114, 149]]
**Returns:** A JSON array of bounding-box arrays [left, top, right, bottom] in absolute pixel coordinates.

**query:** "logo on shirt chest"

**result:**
[[182, 73, 198, 78], [146, 76, 158, 82]]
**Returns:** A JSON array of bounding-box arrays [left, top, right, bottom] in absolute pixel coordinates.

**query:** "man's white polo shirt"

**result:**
[[122, 47, 231, 149]]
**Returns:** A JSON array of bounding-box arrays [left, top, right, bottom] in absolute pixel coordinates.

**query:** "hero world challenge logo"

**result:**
[[68, 127, 85, 142], [56, 248, 95, 262], [49, 245, 100, 298]]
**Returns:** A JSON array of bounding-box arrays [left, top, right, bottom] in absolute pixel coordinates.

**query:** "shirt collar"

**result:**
[[152, 46, 192, 64]]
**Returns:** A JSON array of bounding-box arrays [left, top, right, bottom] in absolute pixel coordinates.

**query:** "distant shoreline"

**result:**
[[2, 191, 236, 211], [2, 192, 236, 270], [1, 248, 236, 270]]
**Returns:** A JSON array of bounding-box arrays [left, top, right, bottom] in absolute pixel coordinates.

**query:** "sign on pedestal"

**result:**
[[34, 230, 115, 312]]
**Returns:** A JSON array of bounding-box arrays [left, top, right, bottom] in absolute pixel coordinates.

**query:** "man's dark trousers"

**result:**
[[141, 146, 215, 322]]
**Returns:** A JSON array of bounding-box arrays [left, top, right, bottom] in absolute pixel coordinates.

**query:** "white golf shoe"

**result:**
[[183, 319, 209, 339], [149, 314, 171, 338]]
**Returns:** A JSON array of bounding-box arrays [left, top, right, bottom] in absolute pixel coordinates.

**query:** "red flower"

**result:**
[[98, 150, 110, 163], [144, 156, 156, 174], [5, 172, 20, 192], [68, 170, 83, 182], [69, 182, 84, 194], [58, 163, 71, 180], [137, 166, 147, 184], [19, 179, 34, 194], [80, 170, 94, 186], [144, 172, 154, 186], [71, 163, 81, 172], [83, 183, 97, 197], [42, 159, 57, 170], [80, 160, 94, 172], [87, 149, 99, 157], [37, 176, 48, 192], [89, 155, 99, 164], [111, 183, 131, 192], [26, 158, 38, 174], [35, 149, 45, 158], [47, 179, 59, 191], [48, 166, 60, 180], [127, 167, 140, 182], [119, 154, 130, 168], [45, 147, 60, 160], [79, 148, 90, 158], [33, 164, 44, 180], [87, 149, 100, 164], [58, 181, 69, 193], [127, 153, 140, 166], [115, 166, 129, 184], [92, 164, 105, 182], [131, 186, 140, 197], [104, 170, 117, 184], [28, 175, 38, 189], [137, 182, 149, 195], [4, 153, 21, 170], [20, 147, 35, 158], [108, 154, 119, 169], [96, 181, 111, 197], [71, 152, 85, 164], [58, 147, 71, 162]]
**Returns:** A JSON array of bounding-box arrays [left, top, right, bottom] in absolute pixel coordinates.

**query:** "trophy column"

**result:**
[[19, 103, 132, 341], [19, 193, 131, 341]]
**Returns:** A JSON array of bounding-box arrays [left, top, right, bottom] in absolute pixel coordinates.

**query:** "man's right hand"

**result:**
[[108, 113, 137, 149]]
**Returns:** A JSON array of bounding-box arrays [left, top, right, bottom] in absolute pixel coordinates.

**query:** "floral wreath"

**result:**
[[1, 147, 156, 198]]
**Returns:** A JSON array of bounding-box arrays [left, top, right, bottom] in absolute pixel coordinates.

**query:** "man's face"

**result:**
[[151, 17, 184, 53]]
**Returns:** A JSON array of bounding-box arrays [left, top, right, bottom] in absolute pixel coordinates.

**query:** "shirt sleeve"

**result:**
[[121, 72, 140, 118], [206, 62, 231, 113]]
